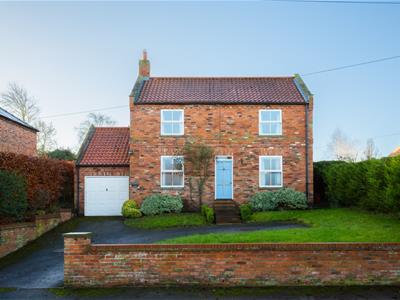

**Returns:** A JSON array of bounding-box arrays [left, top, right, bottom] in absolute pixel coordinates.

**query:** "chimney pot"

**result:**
[[139, 49, 150, 77]]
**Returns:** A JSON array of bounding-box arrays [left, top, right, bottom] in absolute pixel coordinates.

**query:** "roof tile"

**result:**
[[79, 127, 129, 166], [137, 77, 306, 104]]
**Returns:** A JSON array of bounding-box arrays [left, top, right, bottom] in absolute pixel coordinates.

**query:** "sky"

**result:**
[[0, 1, 399, 161]]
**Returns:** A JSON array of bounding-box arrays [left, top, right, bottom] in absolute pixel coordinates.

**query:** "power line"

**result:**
[[41, 105, 126, 119], [41, 55, 400, 119], [265, 0, 400, 4], [301, 55, 400, 76]]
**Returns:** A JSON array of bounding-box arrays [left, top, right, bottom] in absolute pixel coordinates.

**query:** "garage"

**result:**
[[84, 176, 129, 216], [75, 126, 130, 216]]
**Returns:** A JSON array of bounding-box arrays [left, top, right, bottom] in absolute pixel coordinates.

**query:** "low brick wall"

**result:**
[[64, 233, 400, 287], [0, 210, 74, 258]]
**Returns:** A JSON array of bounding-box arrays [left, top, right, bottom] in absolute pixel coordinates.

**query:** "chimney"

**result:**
[[139, 49, 150, 77]]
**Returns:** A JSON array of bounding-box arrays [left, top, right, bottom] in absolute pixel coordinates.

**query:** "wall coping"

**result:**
[[64, 232, 92, 238], [89, 242, 400, 253], [0, 222, 36, 231]]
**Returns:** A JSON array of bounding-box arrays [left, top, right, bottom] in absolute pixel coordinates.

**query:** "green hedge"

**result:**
[[314, 157, 400, 213], [249, 188, 308, 212], [0, 170, 28, 220]]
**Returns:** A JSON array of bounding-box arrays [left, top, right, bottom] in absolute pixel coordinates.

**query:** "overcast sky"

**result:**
[[0, 1, 399, 160]]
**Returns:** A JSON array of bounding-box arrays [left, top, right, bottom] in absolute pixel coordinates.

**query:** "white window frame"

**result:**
[[160, 156, 184, 188], [160, 109, 184, 136], [259, 155, 283, 188], [259, 109, 282, 136]]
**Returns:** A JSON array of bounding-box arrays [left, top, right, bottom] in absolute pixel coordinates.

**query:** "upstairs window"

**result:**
[[259, 156, 283, 188], [161, 156, 184, 188], [259, 109, 282, 136], [161, 109, 184, 136]]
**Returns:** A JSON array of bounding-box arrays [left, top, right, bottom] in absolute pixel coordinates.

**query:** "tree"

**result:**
[[76, 113, 116, 143], [0, 82, 40, 123], [183, 142, 214, 208], [327, 129, 359, 162], [363, 138, 379, 160], [36, 120, 57, 154], [47, 148, 76, 161]]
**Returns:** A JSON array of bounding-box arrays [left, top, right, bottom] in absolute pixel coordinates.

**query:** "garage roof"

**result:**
[[77, 126, 130, 166]]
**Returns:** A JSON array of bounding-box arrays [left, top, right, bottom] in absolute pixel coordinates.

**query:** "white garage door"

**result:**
[[84, 176, 129, 216]]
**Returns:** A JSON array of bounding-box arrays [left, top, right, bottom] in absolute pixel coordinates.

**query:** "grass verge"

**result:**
[[158, 208, 400, 243], [124, 213, 207, 229]]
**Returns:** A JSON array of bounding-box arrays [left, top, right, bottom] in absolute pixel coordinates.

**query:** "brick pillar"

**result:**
[[64, 232, 92, 287], [64, 232, 92, 255]]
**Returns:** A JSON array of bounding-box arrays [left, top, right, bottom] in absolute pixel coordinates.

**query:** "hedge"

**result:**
[[314, 157, 400, 213], [0, 152, 74, 213]]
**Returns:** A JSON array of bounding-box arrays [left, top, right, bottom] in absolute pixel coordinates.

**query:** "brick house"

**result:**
[[0, 106, 39, 156], [76, 51, 313, 216]]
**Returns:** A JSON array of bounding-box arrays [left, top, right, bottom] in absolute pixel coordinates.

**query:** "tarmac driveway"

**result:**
[[0, 217, 303, 288]]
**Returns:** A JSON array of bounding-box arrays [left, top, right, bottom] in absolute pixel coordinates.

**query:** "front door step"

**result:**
[[214, 201, 241, 224]]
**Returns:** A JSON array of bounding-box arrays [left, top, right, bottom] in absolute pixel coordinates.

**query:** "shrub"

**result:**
[[0, 152, 73, 212], [275, 188, 308, 210], [121, 199, 141, 218], [140, 194, 183, 216], [0, 170, 28, 220], [239, 204, 252, 221], [249, 191, 278, 211], [201, 204, 215, 224], [315, 157, 400, 214]]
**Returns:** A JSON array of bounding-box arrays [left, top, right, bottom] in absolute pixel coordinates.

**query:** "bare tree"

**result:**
[[76, 113, 116, 143], [327, 129, 359, 162], [363, 138, 379, 160], [36, 120, 57, 154], [0, 82, 40, 123]]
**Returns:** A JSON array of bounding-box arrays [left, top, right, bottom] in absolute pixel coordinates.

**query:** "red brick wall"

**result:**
[[129, 103, 313, 208], [64, 234, 400, 287], [75, 166, 130, 215], [0, 117, 37, 156], [0, 212, 73, 258]]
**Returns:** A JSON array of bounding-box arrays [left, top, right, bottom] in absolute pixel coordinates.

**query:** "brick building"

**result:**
[[76, 51, 313, 215], [0, 107, 38, 156]]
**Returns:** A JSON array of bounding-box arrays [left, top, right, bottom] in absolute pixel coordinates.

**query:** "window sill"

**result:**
[[160, 186, 185, 190]]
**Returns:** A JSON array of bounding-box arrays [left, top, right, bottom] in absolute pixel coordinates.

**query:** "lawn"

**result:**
[[158, 208, 400, 243], [124, 213, 207, 229]]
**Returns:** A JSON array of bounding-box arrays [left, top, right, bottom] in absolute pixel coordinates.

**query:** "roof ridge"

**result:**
[[148, 76, 295, 79], [94, 126, 130, 129]]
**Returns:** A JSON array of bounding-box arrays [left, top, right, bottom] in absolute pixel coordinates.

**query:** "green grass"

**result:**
[[159, 208, 400, 244], [124, 213, 207, 229]]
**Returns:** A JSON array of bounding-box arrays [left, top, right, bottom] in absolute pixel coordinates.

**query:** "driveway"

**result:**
[[0, 217, 303, 288]]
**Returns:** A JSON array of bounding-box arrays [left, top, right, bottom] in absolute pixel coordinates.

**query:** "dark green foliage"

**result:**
[[239, 204, 252, 221], [0, 171, 28, 220], [201, 204, 215, 224], [315, 156, 400, 213], [47, 148, 76, 161], [313, 161, 345, 206]]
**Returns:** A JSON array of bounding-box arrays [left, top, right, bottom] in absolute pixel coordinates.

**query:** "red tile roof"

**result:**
[[136, 77, 306, 104], [78, 127, 130, 166], [389, 147, 400, 157]]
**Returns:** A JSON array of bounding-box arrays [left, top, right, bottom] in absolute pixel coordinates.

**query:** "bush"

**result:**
[[140, 194, 183, 216], [249, 191, 278, 211], [201, 204, 215, 224], [249, 188, 308, 212], [239, 204, 252, 221], [0, 170, 28, 220], [275, 188, 308, 210], [315, 156, 400, 214], [121, 199, 141, 218], [0, 152, 73, 213]]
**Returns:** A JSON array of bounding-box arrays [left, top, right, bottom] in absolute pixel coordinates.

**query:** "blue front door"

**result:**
[[215, 158, 233, 199]]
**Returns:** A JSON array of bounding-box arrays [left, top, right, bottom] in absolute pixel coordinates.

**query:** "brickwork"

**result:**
[[0, 117, 37, 156], [0, 211, 73, 258], [130, 103, 313, 208], [75, 166, 130, 215], [64, 233, 400, 287]]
